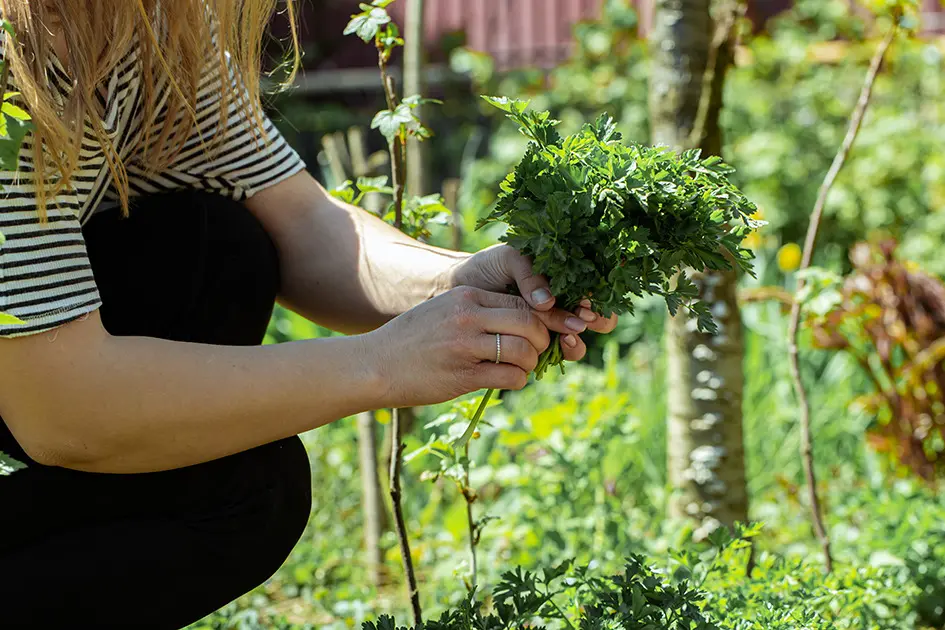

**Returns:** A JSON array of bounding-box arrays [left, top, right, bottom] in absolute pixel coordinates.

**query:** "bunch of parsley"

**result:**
[[456, 98, 762, 448], [479, 96, 762, 377]]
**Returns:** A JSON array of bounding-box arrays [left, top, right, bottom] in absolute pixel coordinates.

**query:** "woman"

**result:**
[[0, 1, 617, 627]]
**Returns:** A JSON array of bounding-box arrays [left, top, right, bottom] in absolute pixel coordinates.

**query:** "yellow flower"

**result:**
[[864, 303, 883, 320], [777, 243, 802, 273]]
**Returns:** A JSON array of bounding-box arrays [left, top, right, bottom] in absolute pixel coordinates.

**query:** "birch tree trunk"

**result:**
[[649, 0, 749, 536]]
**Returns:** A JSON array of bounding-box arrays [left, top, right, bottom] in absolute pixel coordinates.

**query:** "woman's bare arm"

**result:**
[[0, 311, 384, 474], [0, 286, 548, 475], [246, 171, 468, 334]]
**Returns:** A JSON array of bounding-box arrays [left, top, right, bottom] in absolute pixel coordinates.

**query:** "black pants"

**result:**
[[0, 192, 312, 629]]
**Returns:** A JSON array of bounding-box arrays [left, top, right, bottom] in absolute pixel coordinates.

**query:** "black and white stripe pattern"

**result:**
[[0, 36, 306, 338]]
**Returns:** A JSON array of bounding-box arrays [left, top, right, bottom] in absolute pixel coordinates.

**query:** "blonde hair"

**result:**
[[0, 0, 299, 215]]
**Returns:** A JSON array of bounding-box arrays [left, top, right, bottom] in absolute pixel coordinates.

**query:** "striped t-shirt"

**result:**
[[0, 36, 306, 338]]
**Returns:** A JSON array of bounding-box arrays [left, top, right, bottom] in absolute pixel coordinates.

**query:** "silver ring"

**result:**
[[495, 333, 502, 364]]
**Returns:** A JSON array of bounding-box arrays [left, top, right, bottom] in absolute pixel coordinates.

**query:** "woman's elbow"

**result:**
[[4, 408, 110, 471]]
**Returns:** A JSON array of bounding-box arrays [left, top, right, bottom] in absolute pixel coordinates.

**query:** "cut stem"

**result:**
[[455, 389, 494, 451]]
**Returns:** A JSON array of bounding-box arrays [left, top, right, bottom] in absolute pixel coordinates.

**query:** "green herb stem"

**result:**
[[455, 388, 494, 451]]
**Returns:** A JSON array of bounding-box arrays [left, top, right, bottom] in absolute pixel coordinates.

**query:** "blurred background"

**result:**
[[191, 1, 945, 628]]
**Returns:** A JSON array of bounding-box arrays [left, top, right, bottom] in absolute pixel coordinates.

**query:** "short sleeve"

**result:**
[[0, 168, 102, 339], [0, 35, 102, 338], [127, 40, 307, 200]]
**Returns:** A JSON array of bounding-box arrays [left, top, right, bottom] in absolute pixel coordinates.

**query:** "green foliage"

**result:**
[[478, 98, 761, 376], [330, 177, 451, 243], [722, 18, 945, 273], [0, 92, 31, 172], [0, 18, 32, 172], [0, 312, 25, 325], [362, 549, 720, 630], [455, 1, 945, 280], [344, 1, 439, 153], [189, 308, 945, 629], [359, 522, 920, 630], [0, 451, 25, 476], [830, 481, 945, 629], [343, 1, 397, 46], [341, 0, 450, 244], [372, 96, 442, 145]]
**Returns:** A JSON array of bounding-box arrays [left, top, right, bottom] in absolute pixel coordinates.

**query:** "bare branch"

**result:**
[[787, 23, 898, 574], [389, 412, 423, 624]]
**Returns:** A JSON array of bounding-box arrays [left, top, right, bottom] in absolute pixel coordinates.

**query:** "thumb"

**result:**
[[501, 247, 556, 311]]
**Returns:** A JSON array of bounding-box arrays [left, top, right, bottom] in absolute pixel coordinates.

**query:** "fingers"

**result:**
[[477, 289, 615, 337], [472, 362, 529, 392], [560, 333, 587, 362], [476, 307, 550, 355], [534, 308, 589, 337], [472, 333, 540, 373], [456, 288, 614, 375], [498, 247, 555, 311], [574, 298, 619, 334], [472, 288, 532, 311]]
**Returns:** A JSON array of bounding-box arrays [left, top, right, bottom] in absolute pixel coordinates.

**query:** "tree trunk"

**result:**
[[649, 0, 749, 536]]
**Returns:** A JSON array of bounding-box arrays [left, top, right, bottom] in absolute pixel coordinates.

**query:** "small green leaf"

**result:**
[[481, 95, 530, 115], [2, 101, 31, 121], [356, 175, 393, 194], [0, 450, 26, 475], [0, 115, 31, 170], [0, 312, 25, 326], [343, 6, 391, 42], [329, 180, 356, 204], [371, 106, 417, 143], [402, 94, 444, 108]]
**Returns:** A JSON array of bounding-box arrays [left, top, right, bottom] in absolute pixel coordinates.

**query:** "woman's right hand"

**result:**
[[365, 286, 552, 408]]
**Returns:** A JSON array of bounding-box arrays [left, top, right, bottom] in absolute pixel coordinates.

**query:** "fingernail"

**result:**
[[566, 317, 587, 333], [580, 299, 592, 309], [577, 308, 597, 323], [563, 334, 578, 348], [531, 288, 553, 304]]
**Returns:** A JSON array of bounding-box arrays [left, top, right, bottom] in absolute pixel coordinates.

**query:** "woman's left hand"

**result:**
[[449, 244, 619, 362]]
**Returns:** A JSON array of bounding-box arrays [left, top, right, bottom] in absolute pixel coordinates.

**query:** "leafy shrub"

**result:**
[[361, 525, 919, 630], [804, 239, 945, 480], [831, 480, 945, 629]]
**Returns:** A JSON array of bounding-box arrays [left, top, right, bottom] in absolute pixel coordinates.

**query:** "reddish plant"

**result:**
[[810, 238, 945, 481]]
